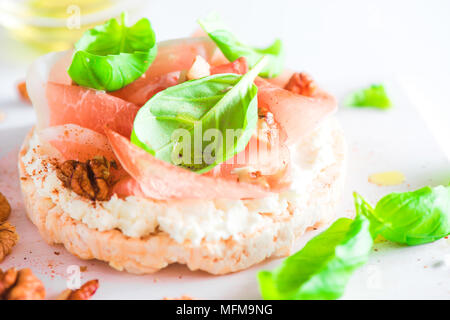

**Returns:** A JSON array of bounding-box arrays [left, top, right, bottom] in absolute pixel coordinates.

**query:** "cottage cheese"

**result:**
[[22, 119, 337, 246]]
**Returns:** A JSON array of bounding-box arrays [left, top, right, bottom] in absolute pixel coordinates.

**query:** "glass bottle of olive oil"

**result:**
[[0, 0, 141, 52]]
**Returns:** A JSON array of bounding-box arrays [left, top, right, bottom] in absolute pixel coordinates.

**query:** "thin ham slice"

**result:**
[[255, 77, 337, 145], [38, 124, 128, 181], [27, 50, 140, 137], [38, 124, 115, 162], [105, 128, 271, 200], [26, 36, 338, 201], [266, 69, 295, 88], [109, 71, 180, 107], [27, 51, 70, 130], [146, 37, 217, 78], [107, 51, 248, 108], [205, 112, 292, 191], [46, 82, 139, 137], [210, 57, 248, 75], [109, 38, 218, 106], [110, 177, 147, 199], [48, 50, 72, 85]]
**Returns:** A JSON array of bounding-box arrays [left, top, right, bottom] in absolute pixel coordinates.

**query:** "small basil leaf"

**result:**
[[258, 213, 373, 300], [357, 186, 450, 246], [68, 13, 157, 91], [198, 13, 284, 78], [131, 57, 267, 173], [344, 84, 392, 109]]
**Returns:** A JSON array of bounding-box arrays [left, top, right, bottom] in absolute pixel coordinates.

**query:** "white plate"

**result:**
[[1, 78, 449, 300]]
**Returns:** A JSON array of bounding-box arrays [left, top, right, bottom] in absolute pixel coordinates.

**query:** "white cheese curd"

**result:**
[[22, 119, 337, 246], [186, 55, 211, 80]]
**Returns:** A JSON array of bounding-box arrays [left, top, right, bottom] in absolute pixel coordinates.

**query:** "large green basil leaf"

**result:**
[[131, 57, 267, 173], [258, 213, 373, 300], [198, 13, 284, 78], [68, 13, 157, 91], [356, 186, 450, 246]]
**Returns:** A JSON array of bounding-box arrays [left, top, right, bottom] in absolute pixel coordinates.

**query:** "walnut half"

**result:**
[[17, 81, 31, 103], [0, 222, 18, 262], [57, 156, 115, 201], [56, 279, 99, 300], [0, 268, 45, 300], [0, 192, 11, 223], [284, 72, 317, 97]]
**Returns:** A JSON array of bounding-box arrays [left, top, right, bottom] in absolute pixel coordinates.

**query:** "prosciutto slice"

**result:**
[[105, 128, 271, 200]]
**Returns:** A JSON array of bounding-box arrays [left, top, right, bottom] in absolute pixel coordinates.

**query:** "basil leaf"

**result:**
[[356, 186, 450, 246], [344, 84, 391, 109], [131, 57, 267, 173], [258, 213, 373, 300], [353, 192, 380, 238], [68, 13, 157, 91], [198, 13, 284, 78]]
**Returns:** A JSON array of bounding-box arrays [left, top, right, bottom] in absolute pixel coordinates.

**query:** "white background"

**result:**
[[0, 0, 449, 300]]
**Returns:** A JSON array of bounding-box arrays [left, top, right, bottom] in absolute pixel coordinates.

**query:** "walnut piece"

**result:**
[[284, 72, 317, 96], [57, 156, 114, 201], [72, 162, 97, 199], [63, 279, 99, 300], [0, 268, 18, 297], [0, 222, 18, 262], [0, 192, 11, 223], [56, 160, 77, 187], [0, 268, 45, 300], [17, 81, 31, 103]]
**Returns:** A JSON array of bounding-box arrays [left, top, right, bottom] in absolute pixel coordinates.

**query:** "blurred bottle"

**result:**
[[0, 0, 142, 52]]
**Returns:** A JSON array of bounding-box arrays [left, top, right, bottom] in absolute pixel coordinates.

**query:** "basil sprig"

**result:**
[[131, 57, 267, 173], [258, 185, 450, 300], [344, 84, 392, 110], [258, 213, 373, 300], [68, 13, 157, 91], [355, 186, 450, 245], [198, 13, 284, 78]]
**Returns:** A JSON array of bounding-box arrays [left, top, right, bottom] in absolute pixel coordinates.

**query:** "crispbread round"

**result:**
[[18, 120, 346, 275]]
